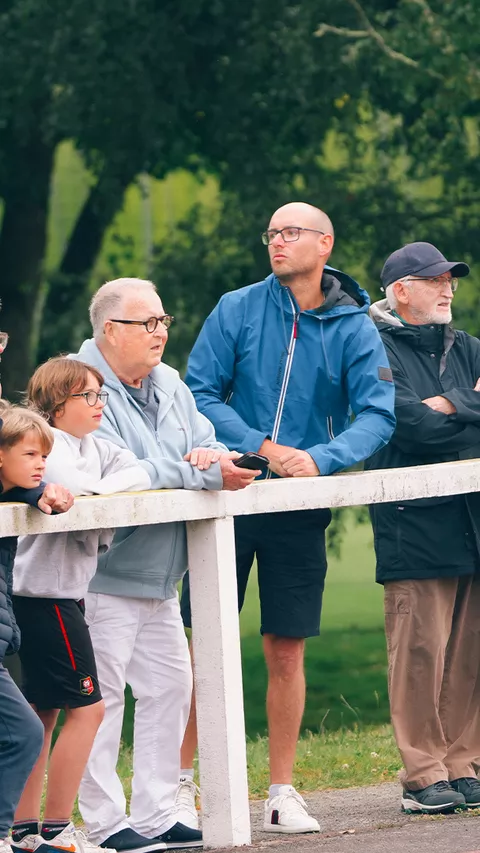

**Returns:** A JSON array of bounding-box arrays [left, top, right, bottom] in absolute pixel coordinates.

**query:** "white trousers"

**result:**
[[78, 592, 192, 844]]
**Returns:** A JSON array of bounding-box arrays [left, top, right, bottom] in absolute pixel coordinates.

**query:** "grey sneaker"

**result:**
[[451, 777, 480, 807], [401, 780, 466, 813]]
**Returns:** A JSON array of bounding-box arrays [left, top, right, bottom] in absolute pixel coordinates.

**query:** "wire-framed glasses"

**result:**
[[261, 227, 325, 245]]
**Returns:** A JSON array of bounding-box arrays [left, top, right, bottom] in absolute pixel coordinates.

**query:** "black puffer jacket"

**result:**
[[0, 483, 44, 660], [366, 300, 480, 584]]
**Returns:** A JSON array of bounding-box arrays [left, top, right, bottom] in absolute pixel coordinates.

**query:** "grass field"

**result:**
[[121, 515, 389, 744]]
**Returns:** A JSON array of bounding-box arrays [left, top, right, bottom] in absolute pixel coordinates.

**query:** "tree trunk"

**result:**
[[0, 139, 55, 399], [38, 169, 134, 360]]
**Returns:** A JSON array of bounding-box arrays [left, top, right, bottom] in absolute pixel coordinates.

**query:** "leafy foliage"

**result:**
[[2, 0, 480, 395]]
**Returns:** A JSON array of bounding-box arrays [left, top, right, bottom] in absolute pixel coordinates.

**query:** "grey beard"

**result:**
[[410, 305, 452, 325]]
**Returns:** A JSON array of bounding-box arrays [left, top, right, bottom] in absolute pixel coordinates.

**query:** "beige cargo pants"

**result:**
[[384, 575, 480, 790]]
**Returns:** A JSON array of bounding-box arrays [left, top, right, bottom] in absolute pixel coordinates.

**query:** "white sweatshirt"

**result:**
[[13, 428, 151, 599]]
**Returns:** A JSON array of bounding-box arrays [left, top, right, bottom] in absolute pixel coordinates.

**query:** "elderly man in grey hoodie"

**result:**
[[72, 278, 258, 853]]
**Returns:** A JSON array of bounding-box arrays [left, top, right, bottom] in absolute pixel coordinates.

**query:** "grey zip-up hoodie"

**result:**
[[72, 339, 227, 600]]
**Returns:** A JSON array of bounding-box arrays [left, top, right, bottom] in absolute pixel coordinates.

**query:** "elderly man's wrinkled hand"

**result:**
[[219, 455, 260, 490], [38, 483, 74, 515], [184, 447, 223, 471], [279, 449, 320, 477], [422, 395, 456, 415]]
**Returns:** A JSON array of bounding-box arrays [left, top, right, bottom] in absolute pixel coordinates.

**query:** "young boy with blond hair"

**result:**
[[0, 402, 73, 853]]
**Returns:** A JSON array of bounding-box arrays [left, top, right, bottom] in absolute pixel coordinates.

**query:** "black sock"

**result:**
[[12, 822, 39, 843], [40, 821, 70, 841]]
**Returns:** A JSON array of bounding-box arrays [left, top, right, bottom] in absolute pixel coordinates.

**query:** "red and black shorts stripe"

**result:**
[[12, 596, 102, 710]]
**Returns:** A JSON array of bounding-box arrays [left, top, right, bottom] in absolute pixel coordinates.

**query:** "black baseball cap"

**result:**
[[381, 242, 470, 290]]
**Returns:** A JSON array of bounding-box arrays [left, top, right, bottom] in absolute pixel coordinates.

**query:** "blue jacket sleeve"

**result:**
[[307, 317, 396, 475], [0, 484, 45, 506], [185, 298, 269, 452]]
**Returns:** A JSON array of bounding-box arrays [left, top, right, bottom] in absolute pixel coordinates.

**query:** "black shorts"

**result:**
[[12, 596, 102, 710], [181, 508, 331, 638]]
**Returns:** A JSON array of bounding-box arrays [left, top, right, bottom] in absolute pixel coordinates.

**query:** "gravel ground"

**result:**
[[209, 782, 480, 853]]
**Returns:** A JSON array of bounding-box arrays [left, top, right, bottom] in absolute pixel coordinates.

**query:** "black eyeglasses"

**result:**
[[109, 315, 174, 333], [261, 227, 325, 245], [71, 391, 109, 407]]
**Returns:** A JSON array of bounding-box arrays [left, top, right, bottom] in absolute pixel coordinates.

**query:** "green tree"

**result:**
[[0, 0, 359, 396]]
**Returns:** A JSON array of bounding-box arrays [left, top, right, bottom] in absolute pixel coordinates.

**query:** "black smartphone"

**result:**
[[233, 451, 270, 472]]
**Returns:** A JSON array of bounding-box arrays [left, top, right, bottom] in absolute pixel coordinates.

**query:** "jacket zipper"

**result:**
[[266, 292, 299, 479], [327, 416, 335, 441]]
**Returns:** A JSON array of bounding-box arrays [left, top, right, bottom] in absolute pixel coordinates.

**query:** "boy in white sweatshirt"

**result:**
[[11, 358, 150, 853]]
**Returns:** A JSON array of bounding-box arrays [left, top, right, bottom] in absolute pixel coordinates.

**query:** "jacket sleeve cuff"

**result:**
[[442, 389, 480, 423], [198, 462, 224, 491], [306, 445, 336, 477], [237, 428, 270, 455]]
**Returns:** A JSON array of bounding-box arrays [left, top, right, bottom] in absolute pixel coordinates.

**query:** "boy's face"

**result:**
[[0, 432, 47, 492], [53, 371, 106, 438]]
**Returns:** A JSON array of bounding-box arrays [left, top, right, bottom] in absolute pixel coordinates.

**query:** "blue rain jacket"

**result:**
[[185, 268, 396, 476]]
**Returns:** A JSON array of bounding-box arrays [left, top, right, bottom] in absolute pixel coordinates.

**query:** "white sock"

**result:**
[[269, 783, 293, 798], [180, 768, 194, 780]]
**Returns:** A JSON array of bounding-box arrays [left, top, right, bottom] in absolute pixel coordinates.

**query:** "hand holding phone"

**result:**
[[233, 452, 270, 472]]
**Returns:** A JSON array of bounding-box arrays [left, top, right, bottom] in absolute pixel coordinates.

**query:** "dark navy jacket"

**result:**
[[0, 483, 44, 660], [186, 269, 396, 475], [367, 299, 480, 583]]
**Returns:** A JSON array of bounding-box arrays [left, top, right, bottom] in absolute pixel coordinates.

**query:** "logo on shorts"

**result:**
[[80, 675, 94, 696]]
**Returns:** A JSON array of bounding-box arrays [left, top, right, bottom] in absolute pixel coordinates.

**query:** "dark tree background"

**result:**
[[1, 0, 480, 394]]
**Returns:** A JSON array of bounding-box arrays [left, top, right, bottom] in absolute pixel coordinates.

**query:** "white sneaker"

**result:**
[[33, 825, 117, 853], [174, 776, 200, 830], [263, 786, 320, 833], [10, 835, 40, 853], [0, 840, 12, 853]]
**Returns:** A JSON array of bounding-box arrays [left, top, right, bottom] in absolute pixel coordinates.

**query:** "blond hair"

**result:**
[[27, 357, 104, 425], [0, 400, 53, 454]]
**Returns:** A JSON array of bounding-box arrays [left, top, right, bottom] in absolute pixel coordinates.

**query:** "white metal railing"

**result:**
[[2, 458, 480, 848]]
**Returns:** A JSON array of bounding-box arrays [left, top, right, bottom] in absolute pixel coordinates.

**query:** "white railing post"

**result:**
[[186, 516, 251, 849]]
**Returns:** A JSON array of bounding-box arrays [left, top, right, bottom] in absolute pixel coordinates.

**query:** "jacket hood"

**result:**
[[269, 265, 370, 317], [369, 298, 457, 376], [369, 299, 404, 328], [74, 338, 181, 400], [319, 273, 360, 313]]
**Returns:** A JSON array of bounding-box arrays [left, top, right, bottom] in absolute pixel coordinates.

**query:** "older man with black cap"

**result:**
[[367, 242, 480, 815]]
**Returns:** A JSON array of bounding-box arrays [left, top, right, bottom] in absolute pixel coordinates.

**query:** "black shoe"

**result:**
[[401, 780, 466, 813], [100, 829, 167, 853], [451, 777, 480, 807], [152, 823, 203, 850]]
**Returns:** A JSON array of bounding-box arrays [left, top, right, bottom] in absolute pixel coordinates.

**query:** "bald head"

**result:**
[[266, 202, 335, 287], [269, 202, 334, 240]]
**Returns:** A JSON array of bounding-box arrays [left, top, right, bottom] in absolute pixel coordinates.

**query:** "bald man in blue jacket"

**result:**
[[180, 202, 395, 834]]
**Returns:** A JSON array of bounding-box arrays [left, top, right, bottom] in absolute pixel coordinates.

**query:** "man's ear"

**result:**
[[319, 233, 334, 259], [103, 320, 117, 346], [393, 280, 410, 305]]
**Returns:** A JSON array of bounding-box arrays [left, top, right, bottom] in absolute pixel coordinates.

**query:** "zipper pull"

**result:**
[[293, 313, 299, 339]]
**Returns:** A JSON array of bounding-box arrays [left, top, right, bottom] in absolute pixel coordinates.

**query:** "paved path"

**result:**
[[214, 783, 480, 852]]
